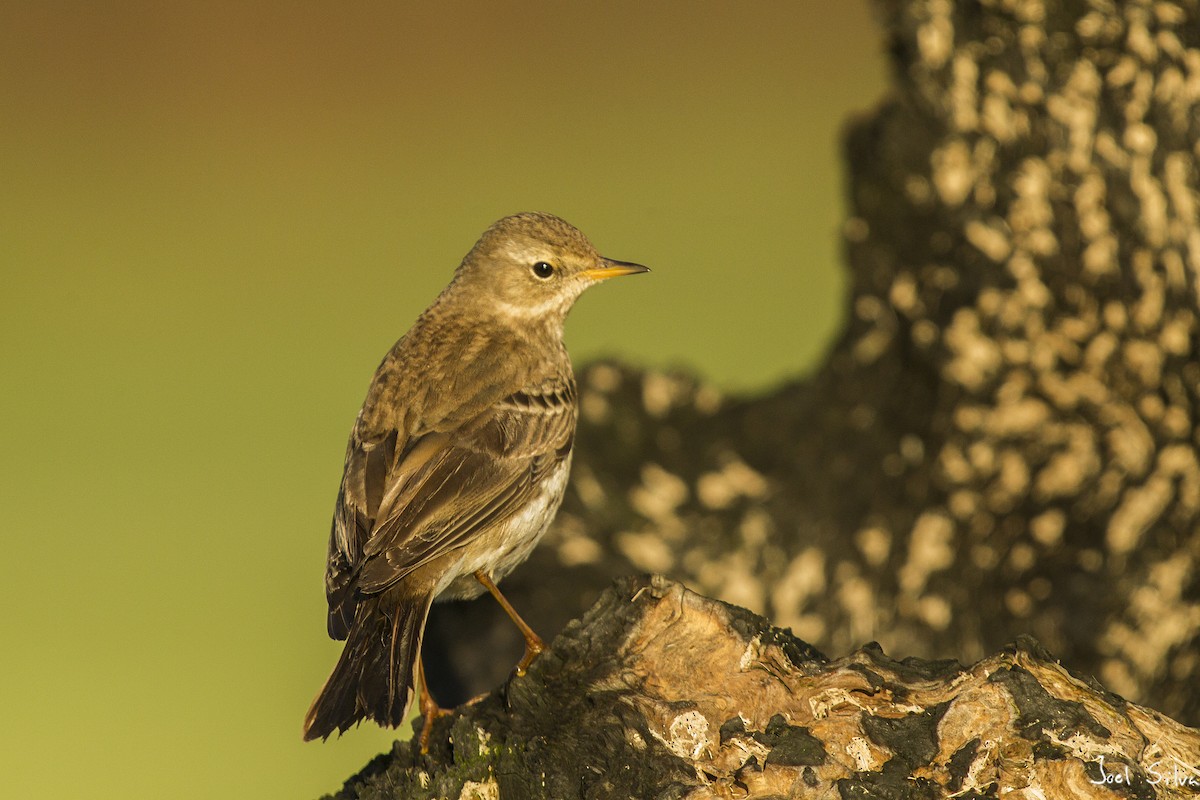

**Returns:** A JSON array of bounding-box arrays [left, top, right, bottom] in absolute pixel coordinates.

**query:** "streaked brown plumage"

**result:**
[[303, 212, 647, 743]]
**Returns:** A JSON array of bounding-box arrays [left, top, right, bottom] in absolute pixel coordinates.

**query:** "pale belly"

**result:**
[[433, 455, 571, 601]]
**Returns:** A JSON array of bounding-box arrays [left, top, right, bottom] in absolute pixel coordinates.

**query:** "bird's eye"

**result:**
[[531, 261, 555, 279]]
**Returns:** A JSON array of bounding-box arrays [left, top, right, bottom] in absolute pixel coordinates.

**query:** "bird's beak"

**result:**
[[581, 258, 651, 282]]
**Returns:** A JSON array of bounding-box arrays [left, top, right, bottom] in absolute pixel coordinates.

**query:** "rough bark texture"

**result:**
[[424, 0, 1200, 730], [332, 576, 1200, 800]]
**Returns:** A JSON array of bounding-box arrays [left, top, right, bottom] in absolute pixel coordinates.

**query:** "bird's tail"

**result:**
[[302, 589, 433, 741]]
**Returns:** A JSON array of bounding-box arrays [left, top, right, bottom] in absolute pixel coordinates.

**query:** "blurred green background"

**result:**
[[1, 2, 885, 797]]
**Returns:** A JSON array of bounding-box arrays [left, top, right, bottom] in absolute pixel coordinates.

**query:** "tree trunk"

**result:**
[[331, 576, 1200, 799], [327, 0, 1200, 793], [424, 0, 1200, 731]]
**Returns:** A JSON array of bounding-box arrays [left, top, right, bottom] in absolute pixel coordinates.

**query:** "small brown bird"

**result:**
[[303, 212, 647, 744]]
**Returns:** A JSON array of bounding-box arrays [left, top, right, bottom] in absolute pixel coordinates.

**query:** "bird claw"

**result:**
[[417, 657, 452, 755], [514, 638, 545, 676], [418, 703, 452, 755]]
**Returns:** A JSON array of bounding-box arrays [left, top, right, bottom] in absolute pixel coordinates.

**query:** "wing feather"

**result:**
[[324, 374, 576, 637]]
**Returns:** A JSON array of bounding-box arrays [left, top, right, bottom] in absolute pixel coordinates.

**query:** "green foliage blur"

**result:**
[[0, 2, 885, 797]]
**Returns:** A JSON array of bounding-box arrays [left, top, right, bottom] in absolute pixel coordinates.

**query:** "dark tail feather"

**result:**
[[303, 590, 433, 741]]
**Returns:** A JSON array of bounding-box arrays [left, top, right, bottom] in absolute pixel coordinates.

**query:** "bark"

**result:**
[[425, 0, 1200, 728], [331, 576, 1200, 800], [325, 0, 1200, 791]]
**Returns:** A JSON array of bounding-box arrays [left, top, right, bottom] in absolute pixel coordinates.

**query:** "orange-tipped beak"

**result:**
[[581, 258, 651, 281]]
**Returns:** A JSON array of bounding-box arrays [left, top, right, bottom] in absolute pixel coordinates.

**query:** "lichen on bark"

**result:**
[[333, 577, 1200, 800], [322, 2, 1200, 796], [421, 0, 1200, 731]]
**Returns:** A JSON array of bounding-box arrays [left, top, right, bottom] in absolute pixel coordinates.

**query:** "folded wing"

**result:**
[[323, 378, 576, 638]]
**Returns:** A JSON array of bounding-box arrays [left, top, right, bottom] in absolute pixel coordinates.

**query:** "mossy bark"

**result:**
[[332, 577, 1200, 800]]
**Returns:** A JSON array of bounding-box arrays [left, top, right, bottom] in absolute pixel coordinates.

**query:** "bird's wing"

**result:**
[[323, 329, 530, 638], [323, 418, 404, 639], [353, 379, 577, 596]]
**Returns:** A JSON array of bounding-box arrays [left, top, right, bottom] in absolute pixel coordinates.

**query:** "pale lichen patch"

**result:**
[[836, 569, 877, 645], [944, 308, 1004, 390], [917, 594, 953, 630], [771, 548, 827, 629], [616, 530, 676, 574], [630, 463, 689, 521], [586, 362, 622, 392], [854, 526, 892, 567], [457, 778, 499, 800], [899, 511, 957, 595], [557, 533, 603, 567], [964, 218, 1012, 262], [916, 0, 955, 69], [640, 372, 695, 419], [703, 550, 766, 615], [845, 735, 882, 772], [570, 463, 606, 511], [933, 138, 976, 206], [654, 710, 713, 762], [1030, 509, 1066, 547], [580, 389, 610, 424], [1102, 552, 1200, 692], [696, 457, 769, 510]]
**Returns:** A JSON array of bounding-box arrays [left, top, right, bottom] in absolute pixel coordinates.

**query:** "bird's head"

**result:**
[[451, 212, 648, 329]]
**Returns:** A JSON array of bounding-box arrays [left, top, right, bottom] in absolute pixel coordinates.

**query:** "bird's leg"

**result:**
[[473, 570, 545, 675], [416, 656, 451, 754]]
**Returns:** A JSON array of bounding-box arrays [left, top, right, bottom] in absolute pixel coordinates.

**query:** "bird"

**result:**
[[302, 212, 648, 747]]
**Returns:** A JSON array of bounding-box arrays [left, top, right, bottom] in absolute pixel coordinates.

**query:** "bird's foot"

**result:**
[[417, 656, 451, 755], [514, 634, 545, 676], [418, 701, 452, 755]]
